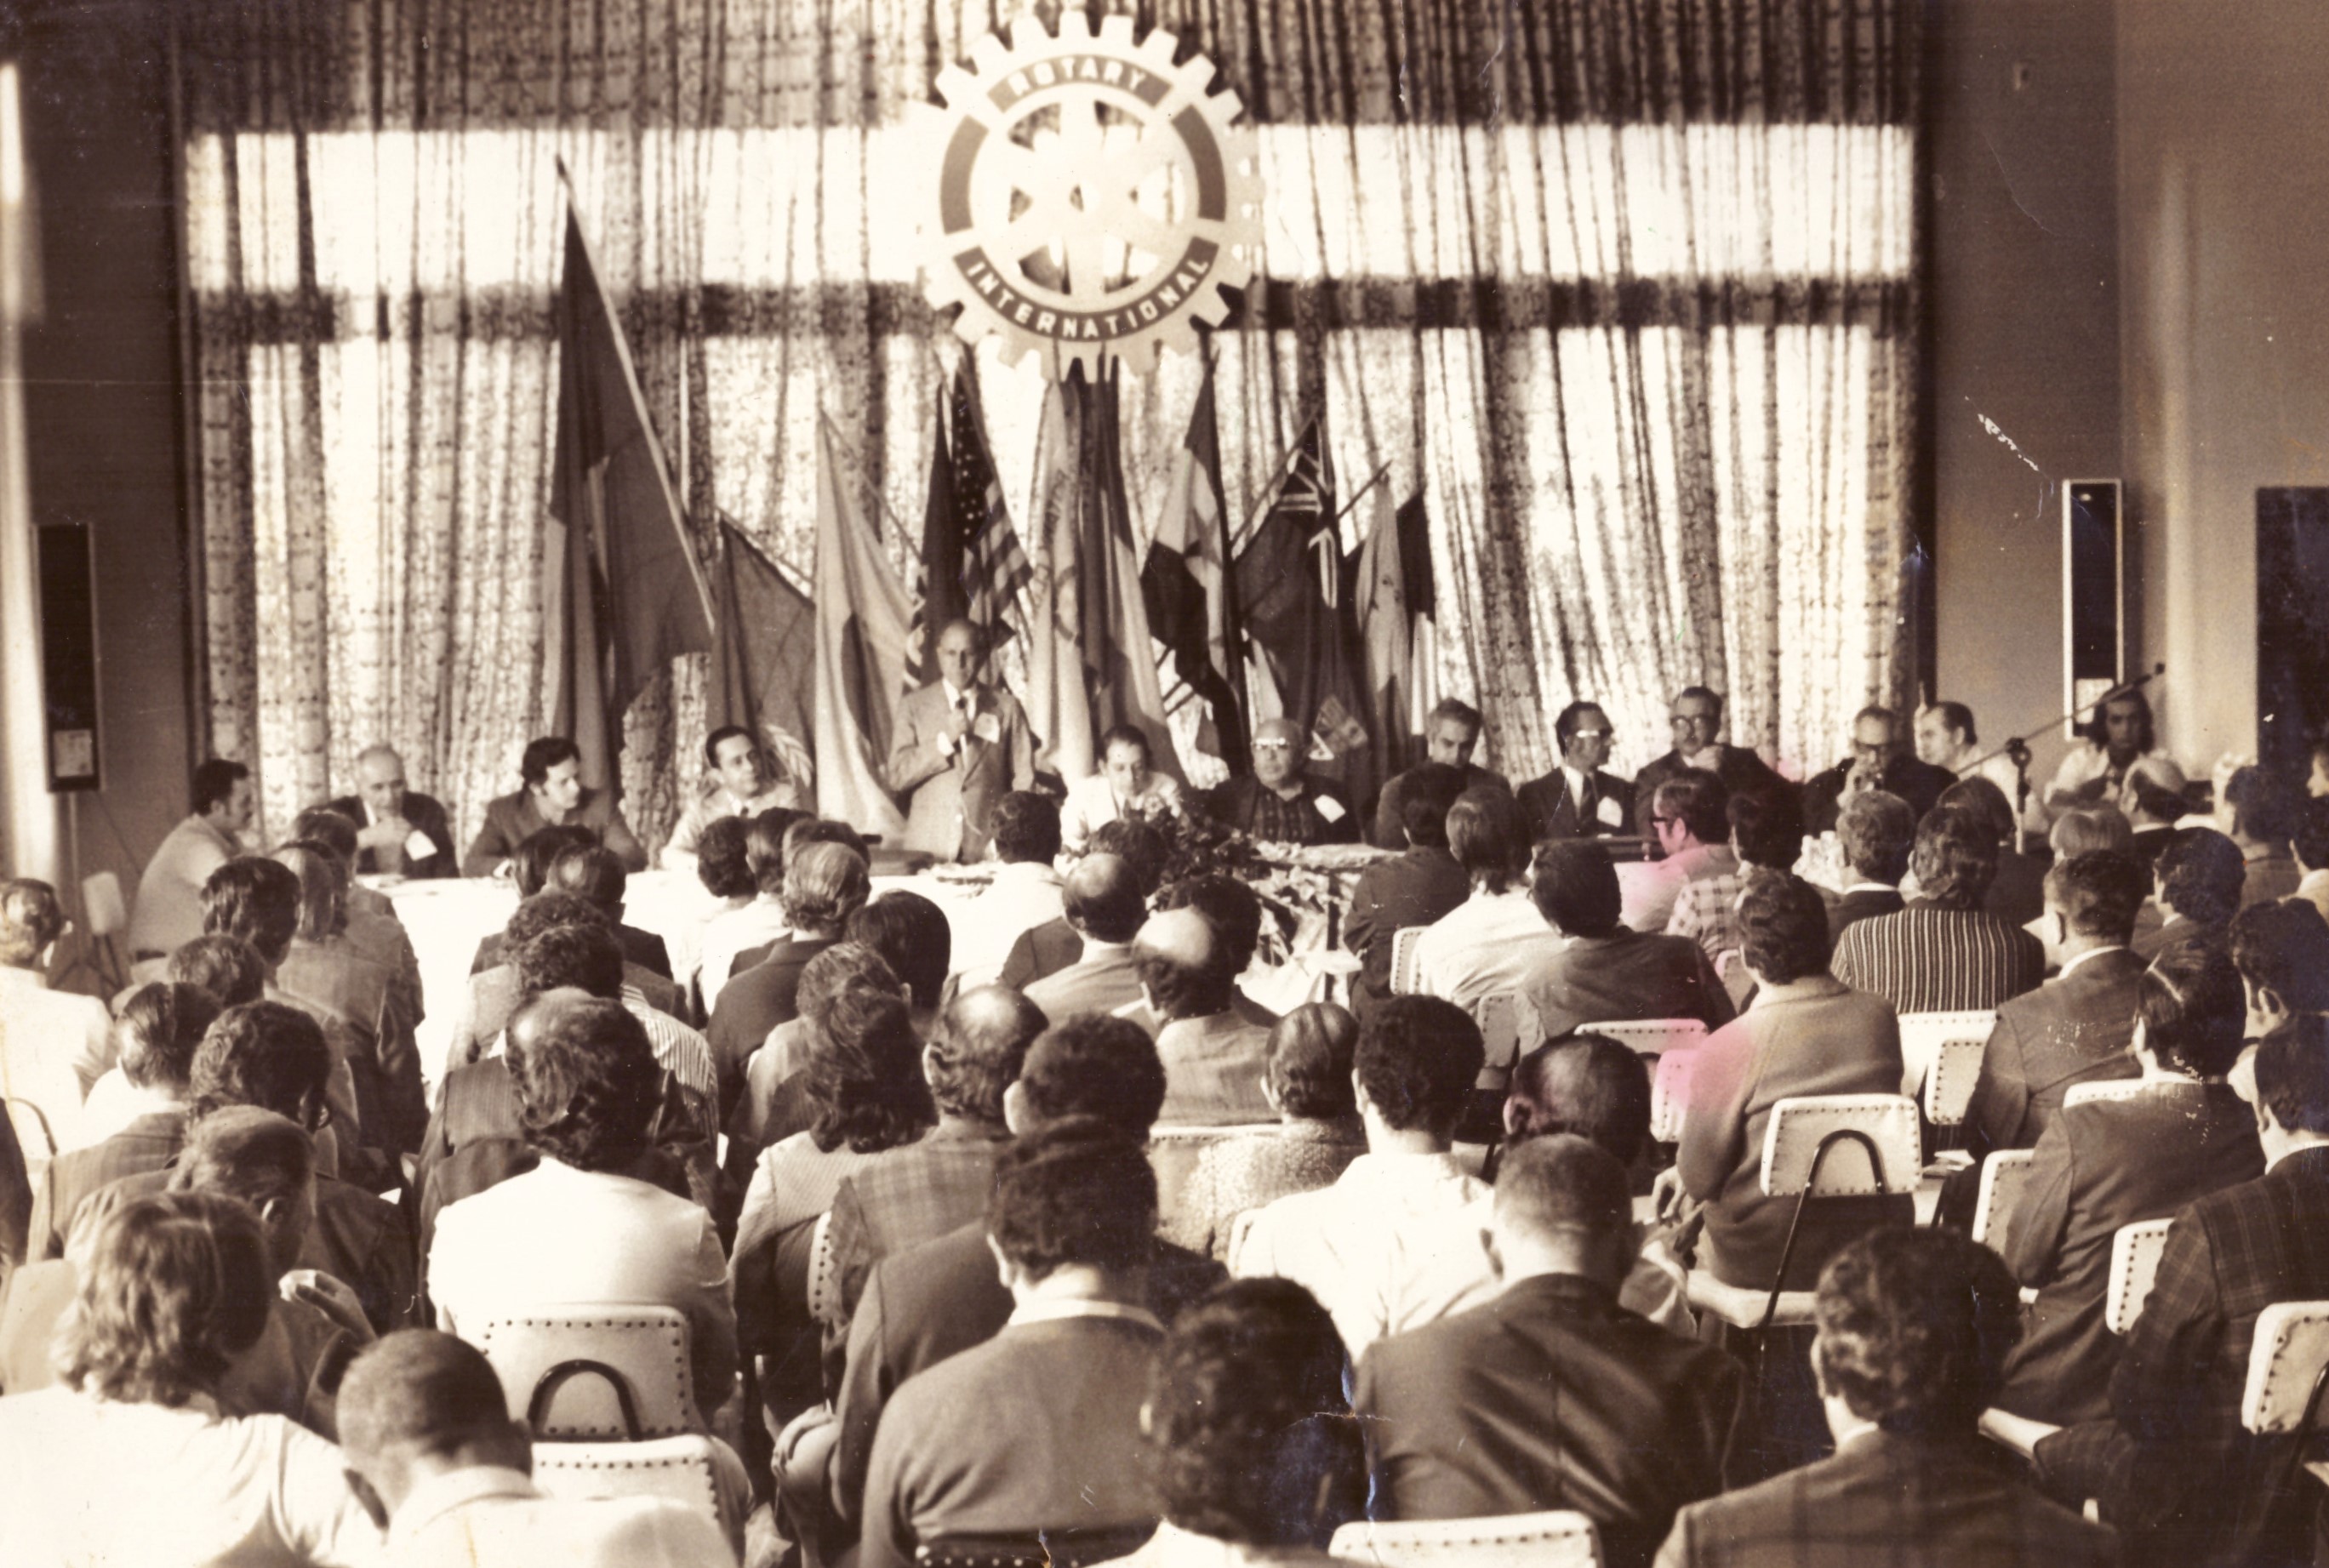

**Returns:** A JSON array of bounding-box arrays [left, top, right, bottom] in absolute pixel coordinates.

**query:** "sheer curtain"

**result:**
[[180, 0, 1916, 850]]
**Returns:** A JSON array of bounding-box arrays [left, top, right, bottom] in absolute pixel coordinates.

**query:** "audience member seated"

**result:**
[[2030, 807, 2138, 966], [1939, 776, 2048, 927], [1994, 944, 2263, 1427], [860, 1118, 1166, 1568], [462, 734, 645, 877], [1162, 1002, 1367, 1260], [1632, 687, 1787, 850], [1024, 853, 1149, 1018], [2217, 763, 2303, 909], [680, 812, 757, 998], [324, 742, 459, 879], [1915, 699, 2032, 828], [1358, 1137, 1744, 1568], [2223, 897, 2329, 1104], [550, 842, 675, 980], [698, 807, 806, 1008], [1829, 790, 1915, 943], [1372, 698, 1510, 849], [1105, 1278, 1365, 1568], [1413, 790, 1567, 1008], [948, 790, 1067, 989], [708, 837, 870, 1115], [1802, 704, 1955, 835], [1136, 908, 1276, 1126], [1205, 716, 1361, 846], [273, 840, 426, 1161], [338, 1328, 734, 1566], [722, 944, 903, 1209], [1521, 841, 1733, 1041], [1233, 995, 1487, 1357], [1064, 723, 1187, 854], [2133, 826, 2244, 966], [664, 723, 807, 872], [2042, 687, 2162, 824], [465, 824, 595, 974], [73, 980, 216, 1151], [1516, 699, 1636, 843], [448, 887, 684, 1075], [2290, 795, 2329, 922], [1668, 788, 1804, 973], [0, 1191, 381, 1565], [1000, 817, 1170, 990], [1626, 769, 1735, 934], [1665, 876, 1908, 1293], [1832, 805, 2045, 1014], [2031, 1018, 2329, 1566], [1344, 763, 1470, 1011], [850, 888, 951, 1037], [0, 878, 110, 1154], [128, 756, 252, 958], [431, 995, 736, 1423], [2123, 757, 2189, 870], [1658, 1228, 2113, 1568], [287, 807, 425, 1026], [1149, 874, 1281, 1028]]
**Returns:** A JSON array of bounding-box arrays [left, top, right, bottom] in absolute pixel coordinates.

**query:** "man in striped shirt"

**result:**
[[1832, 804, 2046, 1015]]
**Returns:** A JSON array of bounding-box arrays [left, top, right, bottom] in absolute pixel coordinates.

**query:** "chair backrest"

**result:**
[[805, 1212, 842, 1328], [2104, 1218, 2175, 1336], [1329, 1509, 1603, 1568], [1922, 1035, 1987, 1126], [916, 1524, 1160, 1568], [2242, 1301, 2329, 1434], [1578, 1018, 1710, 1059], [80, 871, 126, 938], [1759, 1095, 1921, 1198], [530, 1434, 722, 1528], [2064, 1078, 2148, 1111], [1896, 1010, 1997, 1102], [1972, 1148, 2037, 1247], [472, 1305, 694, 1439], [1473, 993, 1521, 1089], [1649, 1048, 1701, 1144], [1390, 927, 1427, 995]]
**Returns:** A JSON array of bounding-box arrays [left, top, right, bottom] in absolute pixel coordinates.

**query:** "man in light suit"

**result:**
[[1025, 854, 1148, 1020], [1516, 701, 1638, 844], [885, 619, 1035, 864], [1135, 909, 1274, 1126]]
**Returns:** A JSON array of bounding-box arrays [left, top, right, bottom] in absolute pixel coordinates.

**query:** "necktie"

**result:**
[[1578, 777, 1595, 826]]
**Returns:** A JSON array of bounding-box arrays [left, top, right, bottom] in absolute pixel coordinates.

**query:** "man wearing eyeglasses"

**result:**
[[1367, 698, 1510, 850], [1631, 687, 1787, 852], [1802, 705, 1955, 836], [1516, 701, 1637, 843], [1204, 716, 1361, 847]]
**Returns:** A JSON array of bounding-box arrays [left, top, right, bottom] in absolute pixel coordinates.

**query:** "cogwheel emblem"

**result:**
[[917, 13, 1264, 379]]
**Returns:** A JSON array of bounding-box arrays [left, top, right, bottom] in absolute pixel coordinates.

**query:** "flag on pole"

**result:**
[[1143, 355, 1249, 774], [908, 404, 962, 685], [1082, 363, 1183, 785], [1394, 492, 1441, 735], [811, 418, 910, 841], [1025, 379, 1094, 780], [950, 361, 1032, 652], [1355, 487, 1413, 778], [545, 180, 714, 792], [708, 517, 816, 793]]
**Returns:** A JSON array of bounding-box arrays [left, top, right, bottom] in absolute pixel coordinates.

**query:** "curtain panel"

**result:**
[[180, 0, 1918, 853]]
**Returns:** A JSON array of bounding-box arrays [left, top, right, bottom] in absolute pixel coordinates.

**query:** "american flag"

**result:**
[[950, 364, 1031, 644]]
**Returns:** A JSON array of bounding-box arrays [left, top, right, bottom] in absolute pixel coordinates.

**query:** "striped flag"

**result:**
[[949, 362, 1031, 652], [908, 403, 962, 685]]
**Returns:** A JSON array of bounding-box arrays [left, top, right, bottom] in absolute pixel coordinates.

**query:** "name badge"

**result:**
[[973, 712, 1001, 744], [404, 828, 437, 861], [1595, 795, 1625, 828], [1314, 795, 1348, 824]]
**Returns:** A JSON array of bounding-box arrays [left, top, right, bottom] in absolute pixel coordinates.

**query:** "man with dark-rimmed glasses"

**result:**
[[1631, 687, 1787, 854]]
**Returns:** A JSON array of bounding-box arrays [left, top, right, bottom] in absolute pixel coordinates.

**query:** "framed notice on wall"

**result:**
[[2063, 481, 2124, 738], [37, 522, 100, 793]]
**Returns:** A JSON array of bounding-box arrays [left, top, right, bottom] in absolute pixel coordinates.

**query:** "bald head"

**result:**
[[1134, 908, 1236, 1022], [339, 1330, 530, 1520], [1063, 853, 1145, 944], [929, 985, 1047, 1123]]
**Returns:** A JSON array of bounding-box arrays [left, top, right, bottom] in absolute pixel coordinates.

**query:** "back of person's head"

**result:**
[[784, 840, 871, 934], [1088, 817, 1171, 898], [1812, 1226, 2023, 1439], [745, 807, 806, 897], [847, 891, 952, 1009], [1146, 1279, 1361, 1548], [54, 1191, 272, 1407], [987, 1115, 1156, 1280], [510, 824, 595, 898], [1447, 790, 1527, 892], [500, 889, 608, 956], [168, 1106, 313, 1273], [1397, 762, 1467, 849], [270, 841, 347, 943], [1908, 806, 1998, 909], [1729, 789, 1805, 872], [1528, 840, 1622, 937], [1265, 1002, 1359, 1120], [2223, 765, 2298, 845], [1653, 768, 1730, 846], [794, 941, 905, 1031], [693, 813, 756, 900], [188, 1001, 329, 1126], [990, 790, 1063, 865], [1936, 776, 2015, 845], [1356, 996, 1485, 1141], [2255, 1015, 2329, 1137], [2229, 898, 2329, 1016], [1738, 873, 1832, 985], [1492, 1133, 1634, 1255], [805, 981, 934, 1154], [288, 807, 360, 866], [518, 736, 581, 789], [1504, 1033, 1652, 1166], [784, 815, 870, 866], [166, 934, 268, 1007], [2136, 943, 2248, 1079], [191, 758, 250, 817], [1061, 854, 1146, 944], [1136, 907, 1238, 1020], [548, 844, 629, 917], [1837, 790, 1917, 886], [2044, 850, 2149, 944], [338, 1330, 529, 1504], [200, 857, 301, 964], [928, 987, 1047, 1124], [514, 920, 625, 1001], [2159, 827, 2246, 927], [114, 983, 221, 1094], [1017, 1014, 1167, 1137], [2050, 806, 2135, 858], [505, 996, 662, 1172], [0, 878, 66, 966], [2295, 795, 2329, 873], [1154, 874, 1265, 972]]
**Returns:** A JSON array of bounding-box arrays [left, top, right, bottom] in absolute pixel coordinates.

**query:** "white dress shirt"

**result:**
[[0, 965, 109, 1155], [697, 895, 793, 1008], [1059, 771, 1185, 853], [660, 781, 808, 870], [947, 861, 1066, 990], [390, 1464, 731, 1567], [1412, 887, 1567, 1009]]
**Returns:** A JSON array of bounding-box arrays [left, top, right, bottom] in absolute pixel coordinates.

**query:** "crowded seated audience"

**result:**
[[1521, 840, 1733, 1040], [1831, 803, 2045, 1013], [1134, 908, 1276, 1126], [1342, 761, 1470, 1009]]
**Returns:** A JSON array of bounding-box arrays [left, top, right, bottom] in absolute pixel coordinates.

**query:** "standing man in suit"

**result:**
[[1369, 698, 1510, 850], [327, 745, 456, 880], [462, 737, 645, 877], [1801, 706, 1956, 836], [1631, 687, 1787, 850], [885, 619, 1035, 864], [1517, 701, 1637, 844]]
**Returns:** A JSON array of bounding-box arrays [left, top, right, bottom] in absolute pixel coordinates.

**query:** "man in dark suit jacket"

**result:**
[[1356, 1138, 1742, 1568], [1516, 701, 1637, 844], [326, 745, 457, 879], [544, 844, 672, 979], [1659, 1229, 2114, 1568], [1344, 763, 1471, 1008], [1519, 842, 1734, 1041], [29, 1107, 183, 1261], [1828, 790, 1915, 944], [1207, 717, 1361, 847], [1368, 699, 1510, 849], [2032, 1020, 2329, 1567], [1800, 706, 1955, 835], [1631, 686, 1789, 847], [460, 736, 645, 876]]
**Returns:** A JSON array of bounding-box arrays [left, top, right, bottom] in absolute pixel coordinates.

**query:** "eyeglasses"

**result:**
[[1253, 740, 1293, 753], [1650, 814, 1680, 828], [1573, 728, 1613, 741], [1669, 714, 1716, 729]]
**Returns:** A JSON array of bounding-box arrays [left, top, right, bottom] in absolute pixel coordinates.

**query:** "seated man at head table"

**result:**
[[461, 734, 645, 878], [661, 722, 808, 873], [883, 617, 1036, 864], [1370, 697, 1510, 850], [1204, 716, 1361, 847], [128, 756, 254, 959], [1516, 698, 1637, 844], [2042, 685, 2164, 824], [1060, 722, 1186, 855], [1630, 686, 1789, 851], [1801, 704, 1955, 836], [324, 743, 458, 879]]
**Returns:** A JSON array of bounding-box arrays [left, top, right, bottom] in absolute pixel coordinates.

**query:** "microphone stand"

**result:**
[[1963, 664, 2166, 847]]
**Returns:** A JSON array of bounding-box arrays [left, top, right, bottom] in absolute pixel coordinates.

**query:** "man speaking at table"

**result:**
[[327, 744, 457, 879], [885, 619, 1034, 864]]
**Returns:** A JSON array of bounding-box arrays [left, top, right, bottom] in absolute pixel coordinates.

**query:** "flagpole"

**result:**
[[816, 408, 923, 547], [1229, 409, 1321, 556], [1329, 464, 1394, 533]]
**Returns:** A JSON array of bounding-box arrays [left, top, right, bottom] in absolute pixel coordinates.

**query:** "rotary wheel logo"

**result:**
[[917, 13, 1263, 379]]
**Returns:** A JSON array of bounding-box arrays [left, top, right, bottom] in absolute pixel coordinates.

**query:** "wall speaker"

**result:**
[[37, 522, 100, 792], [2062, 480, 2124, 738]]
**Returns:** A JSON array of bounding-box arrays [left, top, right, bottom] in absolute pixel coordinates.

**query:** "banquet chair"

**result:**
[[1921, 1034, 1987, 1131], [1972, 1147, 2036, 1247], [1389, 927, 1427, 995], [1578, 1018, 1709, 1060], [1330, 1509, 1602, 1568], [805, 1212, 842, 1330], [1896, 1010, 1997, 1103], [1472, 992, 1522, 1090], [916, 1522, 1160, 1568], [2063, 1078, 2147, 1111], [1649, 1048, 1701, 1144], [471, 1304, 697, 1438], [2104, 1218, 2175, 1336], [2235, 1300, 2329, 1550]]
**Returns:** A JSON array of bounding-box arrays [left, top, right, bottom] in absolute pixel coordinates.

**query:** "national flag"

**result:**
[[545, 186, 714, 792], [1356, 486, 1414, 778], [811, 419, 910, 841], [1082, 363, 1183, 786], [908, 404, 962, 685], [1395, 492, 1441, 734], [1025, 379, 1093, 780], [708, 517, 815, 793], [1143, 356, 1249, 774], [950, 362, 1032, 652]]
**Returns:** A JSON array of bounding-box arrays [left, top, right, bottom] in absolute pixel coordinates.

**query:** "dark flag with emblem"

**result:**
[[908, 404, 963, 685], [812, 417, 910, 841], [708, 516, 816, 795], [545, 185, 714, 792], [1142, 353, 1249, 774]]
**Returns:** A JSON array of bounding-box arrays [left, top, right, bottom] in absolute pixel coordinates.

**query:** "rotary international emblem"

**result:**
[[916, 13, 1264, 379]]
